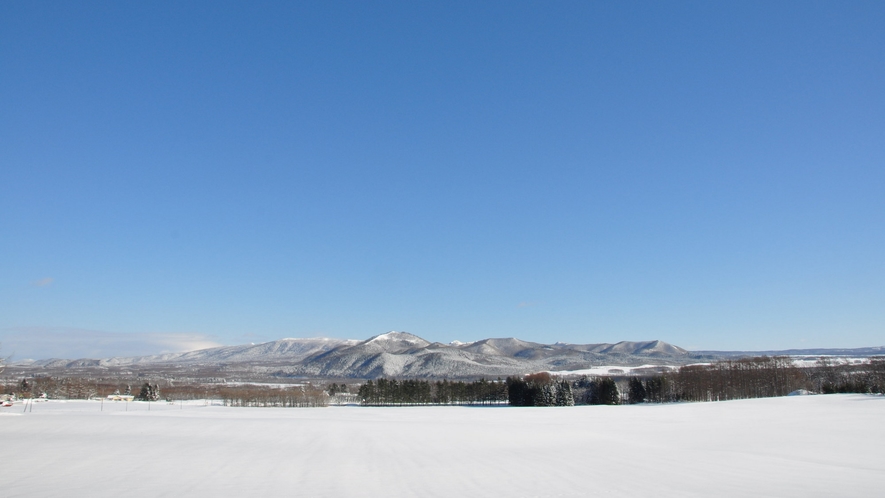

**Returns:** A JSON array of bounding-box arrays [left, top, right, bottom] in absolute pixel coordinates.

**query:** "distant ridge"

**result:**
[[693, 346, 885, 357]]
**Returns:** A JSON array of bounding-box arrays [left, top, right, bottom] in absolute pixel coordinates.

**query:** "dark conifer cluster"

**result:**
[[586, 377, 619, 405], [505, 372, 574, 406], [135, 383, 161, 401], [622, 376, 666, 403], [569, 376, 623, 404]]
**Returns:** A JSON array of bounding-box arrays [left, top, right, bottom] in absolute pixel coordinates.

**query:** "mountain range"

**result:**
[[17, 331, 694, 379], [15, 332, 881, 380]]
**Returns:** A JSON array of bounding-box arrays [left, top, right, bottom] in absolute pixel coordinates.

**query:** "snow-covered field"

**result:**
[[548, 363, 679, 376], [2, 395, 883, 497]]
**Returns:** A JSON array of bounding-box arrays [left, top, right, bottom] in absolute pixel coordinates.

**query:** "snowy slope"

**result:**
[[2, 394, 883, 497]]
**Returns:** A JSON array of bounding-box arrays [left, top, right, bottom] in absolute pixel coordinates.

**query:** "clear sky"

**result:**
[[2, 1, 883, 359]]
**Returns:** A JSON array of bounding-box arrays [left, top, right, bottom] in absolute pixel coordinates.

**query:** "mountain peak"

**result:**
[[366, 331, 428, 344], [359, 331, 431, 353]]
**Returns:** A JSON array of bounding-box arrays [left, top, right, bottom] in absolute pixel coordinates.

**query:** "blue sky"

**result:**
[[2, 1, 883, 359]]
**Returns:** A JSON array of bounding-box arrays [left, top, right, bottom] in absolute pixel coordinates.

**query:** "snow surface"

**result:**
[[790, 356, 874, 368], [2, 395, 883, 497], [548, 363, 679, 376]]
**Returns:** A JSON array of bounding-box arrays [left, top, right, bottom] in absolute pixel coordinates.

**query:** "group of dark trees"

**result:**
[[358, 378, 508, 405], [576, 377, 620, 405], [505, 373, 574, 406], [326, 383, 349, 395], [811, 357, 885, 394], [136, 383, 161, 401]]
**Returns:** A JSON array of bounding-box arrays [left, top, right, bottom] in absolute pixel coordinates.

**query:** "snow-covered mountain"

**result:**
[[19, 331, 695, 378]]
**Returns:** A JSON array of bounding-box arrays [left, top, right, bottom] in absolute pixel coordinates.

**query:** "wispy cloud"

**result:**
[[33, 277, 54, 287], [0, 327, 224, 361]]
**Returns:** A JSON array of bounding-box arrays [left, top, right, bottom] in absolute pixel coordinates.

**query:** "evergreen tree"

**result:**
[[506, 377, 531, 406], [358, 380, 376, 405], [508, 373, 574, 407], [555, 380, 575, 406], [644, 377, 664, 403], [628, 377, 646, 404], [537, 382, 555, 406], [589, 377, 620, 405], [136, 382, 160, 401]]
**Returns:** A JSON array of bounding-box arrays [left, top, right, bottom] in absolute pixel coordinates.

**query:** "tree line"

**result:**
[[655, 356, 805, 402], [808, 357, 885, 395], [5, 376, 104, 400], [504, 356, 884, 406], [625, 356, 885, 404], [214, 384, 328, 407], [0, 376, 330, 407], [358, 378, 508, 405]]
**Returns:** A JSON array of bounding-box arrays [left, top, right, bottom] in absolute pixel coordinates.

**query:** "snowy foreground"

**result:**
[[2, 395, 883, 497]]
